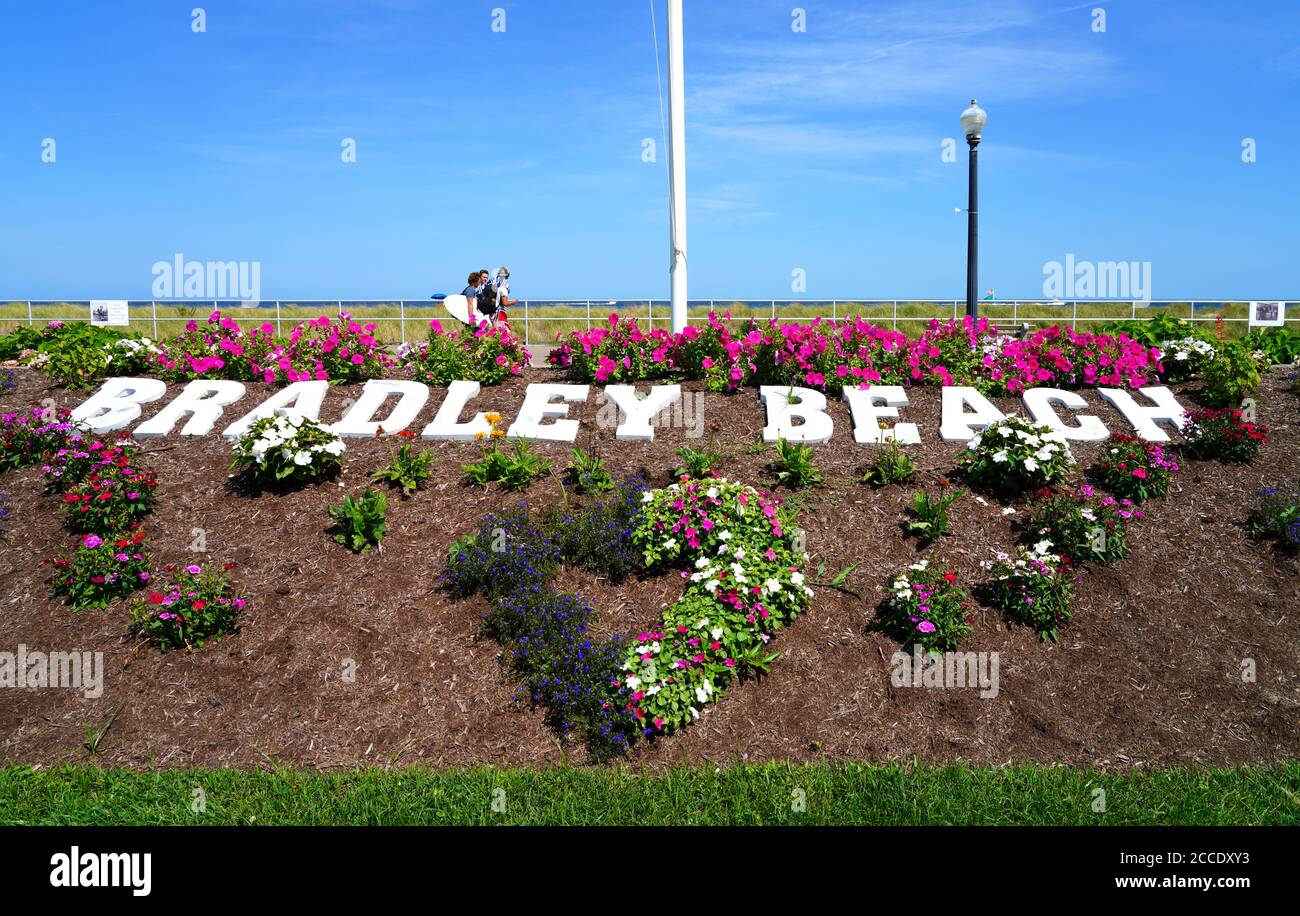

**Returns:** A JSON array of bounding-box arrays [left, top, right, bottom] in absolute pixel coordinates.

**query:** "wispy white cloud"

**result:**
[[673, 0, 1126, 185]]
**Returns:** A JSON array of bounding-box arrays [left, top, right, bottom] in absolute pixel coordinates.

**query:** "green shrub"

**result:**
[[1098, 314, 1211, 348], [1242, 326, 1300, 367], [1200, 340, 1260, 406], [129, 562, 246, 651], [905, 489, 965, 545], [1178, 408, 1268, 463], [327, 488, 388, 552], [47, 531, 151, 611], [565, 445, 615, 494], [767, 438, 822, 488], [544, 475, 646, 582], [62, 464, 159, 536], [1, 408, 78, 474], [370, 441, 434, 496], [24, 323, 140, 388], [983, 544, 1074, 641], [673, 443, 722, 480], [462, 438, 551, 491], [862, 439, 917, 488], [1247, 483, 1300, 553], [41, 434, 141, 493], [1026, 488, 1138, 566], [1092, 434, 1180, 502], [960, 417, 1075, 496], [0, 325, 45, 361], [1157, 336, 1218, 383], [230, 415, 346, 486], [882, 557, 969, 654]]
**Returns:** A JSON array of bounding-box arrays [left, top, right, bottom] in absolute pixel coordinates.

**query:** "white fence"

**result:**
[[3, 299, 1295, 346]]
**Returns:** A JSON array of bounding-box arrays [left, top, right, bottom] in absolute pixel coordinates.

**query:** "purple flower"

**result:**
[[81, 535, 103, 549], [186, 565, 202, 575]]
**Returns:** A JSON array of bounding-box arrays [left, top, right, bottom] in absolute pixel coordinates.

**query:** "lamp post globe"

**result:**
[[961, 100, 986, 141]]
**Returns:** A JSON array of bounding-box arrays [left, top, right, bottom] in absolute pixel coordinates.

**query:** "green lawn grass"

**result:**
[[3, 300, 1292, 349], [2, 762, 1295, 825]]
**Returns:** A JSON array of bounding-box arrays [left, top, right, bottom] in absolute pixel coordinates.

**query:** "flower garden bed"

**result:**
[[0, 321, 1297, 773]]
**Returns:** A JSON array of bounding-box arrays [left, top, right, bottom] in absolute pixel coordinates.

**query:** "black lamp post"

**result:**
[[960, 99, 987, 319]]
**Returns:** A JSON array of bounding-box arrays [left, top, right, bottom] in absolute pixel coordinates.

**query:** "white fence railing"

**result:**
[[2, 299, 1295, 347]]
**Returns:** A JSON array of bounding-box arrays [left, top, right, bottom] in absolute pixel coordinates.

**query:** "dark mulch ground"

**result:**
[[1, 367, 1296, 771]]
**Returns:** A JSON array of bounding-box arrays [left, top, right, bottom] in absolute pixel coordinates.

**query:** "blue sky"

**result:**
[[2, 0, 1298, 300]]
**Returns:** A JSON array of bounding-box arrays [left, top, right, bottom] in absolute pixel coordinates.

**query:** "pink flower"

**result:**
[[917, 621, 936, 634], [81, 535, 103, 549]]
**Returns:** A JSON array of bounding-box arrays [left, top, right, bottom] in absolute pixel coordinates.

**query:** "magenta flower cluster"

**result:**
[[549, 311, 1164, 395], [152, 310, 392, 385]]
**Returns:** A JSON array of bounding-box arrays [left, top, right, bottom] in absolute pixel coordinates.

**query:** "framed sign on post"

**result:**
[[89, 300, 130, 327], [1248, 301, 1284, 328]]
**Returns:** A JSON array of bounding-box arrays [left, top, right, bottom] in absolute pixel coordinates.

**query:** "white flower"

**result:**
[[791, 571, 805, 586], [663, 538, 677, 551], [695, 556, 710, 569], [711, 626, 724, 640], [765, 577, 781, 593], [993, 450, 1008, 463], [626, 675, 641, 690], [997, 426, 1013, 438], [1034, 539, 1053, 554], [706, 487, 719, 498], [1023, 458, 1039, 472], [718, 530, 732, 541], [641, 490, 654, 502], [1001, 507, 1016, 516], [293, 450, 312, 466]]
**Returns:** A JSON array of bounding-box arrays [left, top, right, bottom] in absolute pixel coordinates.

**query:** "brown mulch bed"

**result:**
[[1, 366, 1296, 771]]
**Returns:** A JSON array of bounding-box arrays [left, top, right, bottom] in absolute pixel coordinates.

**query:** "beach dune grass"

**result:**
[[1, 762, 1295, 826], [1, 299, 1291, 348]]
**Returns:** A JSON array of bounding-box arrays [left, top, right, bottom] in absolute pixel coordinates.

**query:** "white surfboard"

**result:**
[[442, 294, 472, 325]]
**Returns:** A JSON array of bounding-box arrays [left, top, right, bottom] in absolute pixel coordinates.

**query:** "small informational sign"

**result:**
[[1248, 301, 1284, 328], [89, 300, 130, 327]]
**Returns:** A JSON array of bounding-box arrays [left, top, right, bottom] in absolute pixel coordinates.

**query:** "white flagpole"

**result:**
[[667, 0, 688, 333]]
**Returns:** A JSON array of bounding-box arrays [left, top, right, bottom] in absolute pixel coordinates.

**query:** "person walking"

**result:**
[[492, 266, 516, 309]]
